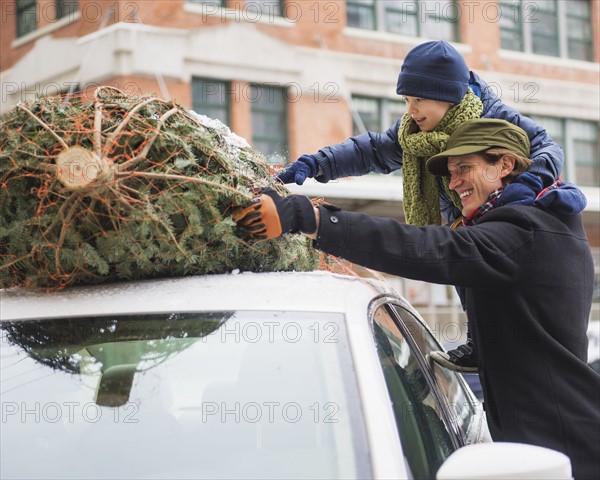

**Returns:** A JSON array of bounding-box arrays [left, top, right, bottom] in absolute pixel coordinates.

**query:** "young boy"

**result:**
[[276, 40, 564, 372]]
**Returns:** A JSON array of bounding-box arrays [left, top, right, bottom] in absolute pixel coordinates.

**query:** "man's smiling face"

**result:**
[[447, 154, 506, 217]]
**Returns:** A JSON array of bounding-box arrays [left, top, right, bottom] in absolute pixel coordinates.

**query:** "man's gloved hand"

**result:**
[[275, 155, 319, 185], [232, 188, 317, 240]]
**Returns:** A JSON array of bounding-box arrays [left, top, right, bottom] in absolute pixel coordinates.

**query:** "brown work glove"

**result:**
[[232, 188, 317, 240]]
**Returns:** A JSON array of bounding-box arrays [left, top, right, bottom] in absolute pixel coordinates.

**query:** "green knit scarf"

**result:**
[[398, 89, 483, 226]]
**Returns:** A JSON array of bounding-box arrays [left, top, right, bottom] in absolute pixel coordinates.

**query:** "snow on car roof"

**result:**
[[1, 271, 400, 321]]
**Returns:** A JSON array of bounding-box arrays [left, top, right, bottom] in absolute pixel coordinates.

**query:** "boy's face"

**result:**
[[404, 96, 454, 132], [447, 154, 510, 217]]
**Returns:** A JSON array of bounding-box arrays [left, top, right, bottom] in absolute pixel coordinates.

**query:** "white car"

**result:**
[[0, 272, 571, 479]]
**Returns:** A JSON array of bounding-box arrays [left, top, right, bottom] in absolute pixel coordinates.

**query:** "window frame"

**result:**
[[191, 77, 231, 127], [346, 0, 459, 42], [369, 297, 466, 447], [351, 95, 405, 136], [529, 115, 599, 187], [249, 83, 289, 164], [16, 0, 37, 38], [54, 0, 79, 20], [245, 0, 285, 17], [565, 1, 594, 61], [346, 0, 377, 30], [351, 95, 405, 176], [500, 0, 594, 62]]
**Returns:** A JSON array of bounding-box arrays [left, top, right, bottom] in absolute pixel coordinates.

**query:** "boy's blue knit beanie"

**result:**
[[396, 40, 469, 104]]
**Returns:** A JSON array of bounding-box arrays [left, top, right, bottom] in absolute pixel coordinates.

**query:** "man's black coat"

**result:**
[[315, 203, 599, 480]]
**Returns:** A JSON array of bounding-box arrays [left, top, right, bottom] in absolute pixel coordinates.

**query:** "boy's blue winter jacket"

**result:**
[[311, 71, 564, 203]]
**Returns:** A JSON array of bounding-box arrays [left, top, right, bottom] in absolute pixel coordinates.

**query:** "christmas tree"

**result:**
[[0, 86, 317, 289]]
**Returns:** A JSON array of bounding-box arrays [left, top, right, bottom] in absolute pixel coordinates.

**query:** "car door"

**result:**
[[369, 297, 483, 479], [386, 302, 486, 443]]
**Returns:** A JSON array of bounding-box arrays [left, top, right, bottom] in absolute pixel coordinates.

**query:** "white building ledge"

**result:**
[[288, 175, 600, 212]]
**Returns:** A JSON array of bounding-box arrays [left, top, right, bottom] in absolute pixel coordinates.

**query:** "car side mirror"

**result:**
[[436, 442, 572, 480]]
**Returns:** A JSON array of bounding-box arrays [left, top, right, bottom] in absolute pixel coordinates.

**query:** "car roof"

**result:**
[[0, 271, 404, 321]]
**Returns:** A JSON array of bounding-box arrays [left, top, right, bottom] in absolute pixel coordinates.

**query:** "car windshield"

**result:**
[[1, 311, 369, 479]]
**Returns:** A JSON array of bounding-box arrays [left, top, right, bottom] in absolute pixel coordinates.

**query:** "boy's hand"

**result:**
[[275, 155, 319, 185]]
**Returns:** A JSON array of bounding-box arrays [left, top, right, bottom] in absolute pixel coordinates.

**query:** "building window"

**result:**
[[55, 0, 78, 19], [499, 1, 523, 51], [250, 84, 288, 164], [191, 78, 230, 126], [530, 0, 559, 57], [16, 0, 37, 37], [347, 0, 459, 42], [246, 0, 284, 17], [351, 95, 405, 135], [530, 115, 599, 187], [352, 95, 405, 176], [346, 0, 376, 29], [500, 0, 593, 62], [570, 120, 599, 187], [566, 0, 594, 61]]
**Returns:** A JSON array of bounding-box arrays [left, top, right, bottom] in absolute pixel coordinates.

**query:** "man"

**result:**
[[233, 119, 599, 479]]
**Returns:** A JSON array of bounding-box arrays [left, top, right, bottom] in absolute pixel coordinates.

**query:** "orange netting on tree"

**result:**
[[0, 86, 317, 289]]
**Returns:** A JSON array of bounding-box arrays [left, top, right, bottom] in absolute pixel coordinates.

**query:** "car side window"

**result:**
[[372, 306, 454, 480], [389, 305, 479, 443]]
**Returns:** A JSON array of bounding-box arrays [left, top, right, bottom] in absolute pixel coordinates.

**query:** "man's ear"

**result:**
[[499, 154, 516, 179]]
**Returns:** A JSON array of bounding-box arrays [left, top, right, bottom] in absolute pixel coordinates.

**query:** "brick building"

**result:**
[[1, 0, 599, 319]]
